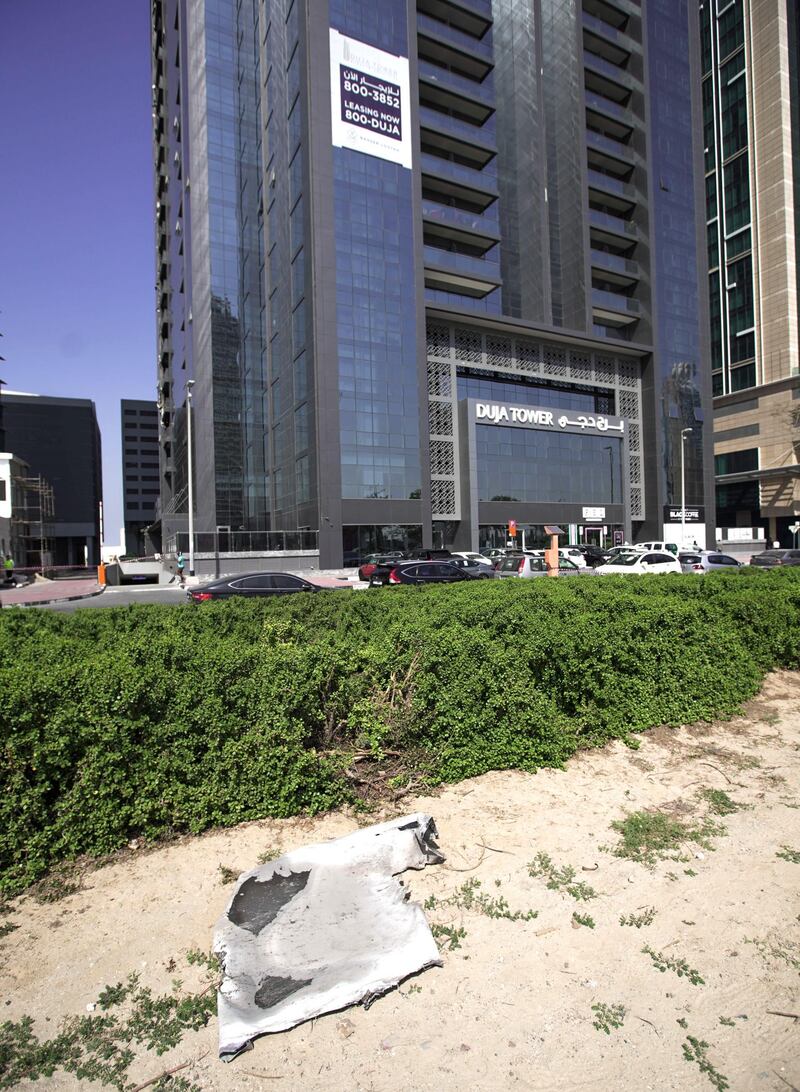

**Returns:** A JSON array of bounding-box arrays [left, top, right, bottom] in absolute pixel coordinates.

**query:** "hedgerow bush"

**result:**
[[1, 569, 798, 895]]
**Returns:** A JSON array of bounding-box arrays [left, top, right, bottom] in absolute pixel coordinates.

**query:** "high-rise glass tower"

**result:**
[[152, 0, 714, 566], [700, 0, 799, 545]]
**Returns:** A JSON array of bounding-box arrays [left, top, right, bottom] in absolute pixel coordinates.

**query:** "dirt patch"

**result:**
[[2, 671, 799, 1091]]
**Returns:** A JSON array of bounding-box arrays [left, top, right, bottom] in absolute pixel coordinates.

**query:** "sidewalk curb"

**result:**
[[3, 585, 107, 608]]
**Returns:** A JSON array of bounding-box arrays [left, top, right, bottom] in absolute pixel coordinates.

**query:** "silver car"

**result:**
[[496, 554, 581, 578], [679, 551, 742, 573]]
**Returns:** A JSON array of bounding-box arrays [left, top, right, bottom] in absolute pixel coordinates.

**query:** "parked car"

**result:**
[[559, 547, 587, 569], [404, 548, 453, 561], [357, 552, 405, 582], [480, 547, 509, 562], [496, 555, 581, 578], [594, 551, 682, 575], [749, 548, 800, 568], [633, 540, 680, 555], [449, 556, 495, 578], [188, 571, 324, 601], [571, 544, 610, 567], [451, 551, 496, 571], [679, 551, 742, 574], [370, 561, 480, 587]]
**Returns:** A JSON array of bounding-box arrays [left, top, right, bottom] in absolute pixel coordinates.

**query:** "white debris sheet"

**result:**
[[213, 813, 445, 1059]]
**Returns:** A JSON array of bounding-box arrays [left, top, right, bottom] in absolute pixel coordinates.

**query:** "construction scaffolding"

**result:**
[[11, 473, 55, 571]]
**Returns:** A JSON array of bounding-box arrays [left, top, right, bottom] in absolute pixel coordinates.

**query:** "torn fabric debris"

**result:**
[[213, 813, 444, 1059]]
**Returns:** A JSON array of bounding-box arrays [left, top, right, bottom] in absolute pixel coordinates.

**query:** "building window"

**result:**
[[715, 448, 758, 476]]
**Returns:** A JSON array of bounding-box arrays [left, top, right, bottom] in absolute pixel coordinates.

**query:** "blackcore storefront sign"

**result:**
[[663, 505, 705, 524], [475, 401, 625, 435], [329, 30, 412, 169]]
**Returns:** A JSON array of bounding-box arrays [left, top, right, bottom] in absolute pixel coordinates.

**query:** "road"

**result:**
[[44, 585, 191, 611]]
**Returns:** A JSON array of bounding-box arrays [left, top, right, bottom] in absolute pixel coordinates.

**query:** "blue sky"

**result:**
[[1, 2, 155, 541]]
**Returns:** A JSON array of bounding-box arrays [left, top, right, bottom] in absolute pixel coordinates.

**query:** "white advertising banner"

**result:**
[[329, 29, 412, 169]]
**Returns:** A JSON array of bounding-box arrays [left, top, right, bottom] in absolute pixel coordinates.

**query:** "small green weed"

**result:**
[[0, 955, 214, 1090], [431, 924, 466, 951], [676, 1017, 688, 1029], [451, 878, 538, 921], [718, 1016, 735, 1027], [698, 789, 746, 816], [682, 1036, 729, 1091], [217, 864, 239, 884], [0, 921, 17, 938], [745, 935, 800, 972], [610, 810, 723, 867], [591, 1002, 626, 1034], [527, 853, 597, 901], [619, 907, 656, 929], [642, 945, 704, 985], [573, 912, 595, 929], [684, 868, 697, 877], [256, 845, 282, 865], [776, 846, 800, 863]]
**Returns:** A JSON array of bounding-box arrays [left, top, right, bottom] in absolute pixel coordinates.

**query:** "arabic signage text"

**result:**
[[330, 30, 412, 169], [474, 401, 625, 435]]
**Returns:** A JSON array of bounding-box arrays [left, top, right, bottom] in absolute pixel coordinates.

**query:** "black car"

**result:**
[[749, 549, 800, 568], [572, 544, 610, 567], [188, 571, 323, 601], [403, 548, 453, 561], [370, 561, 480, 587]]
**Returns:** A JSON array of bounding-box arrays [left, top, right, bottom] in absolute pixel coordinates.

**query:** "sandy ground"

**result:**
[[2, 671, 799, 1092]]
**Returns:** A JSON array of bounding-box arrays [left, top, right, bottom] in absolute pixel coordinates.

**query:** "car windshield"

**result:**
[[606, 553, 641, 566]]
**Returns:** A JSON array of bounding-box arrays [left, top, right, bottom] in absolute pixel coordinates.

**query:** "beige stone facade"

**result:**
[[712, 0, 799, 543]]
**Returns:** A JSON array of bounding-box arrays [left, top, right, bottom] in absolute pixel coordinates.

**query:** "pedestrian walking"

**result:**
[[176, 551, 186, 586], [3, 554, 15, 586]]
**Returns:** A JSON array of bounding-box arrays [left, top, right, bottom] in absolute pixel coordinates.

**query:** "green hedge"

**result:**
[[1, 569, 799, 895]]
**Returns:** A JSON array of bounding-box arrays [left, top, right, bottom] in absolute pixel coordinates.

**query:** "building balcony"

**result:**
[[419, 105, 497, 169], [586, 126, 636, 165], [418, 60, 495, 125], [421, 151, 498, 211], [590, 248, 641, 286], [582, 11, 639, 63], [417, 12, 494, 80], [591, 287, 641, 327], [422, 198, 500, 245], [587, 167, 638, 213], [583, 0, 640, 27], [417, 0, 492, 40], [589, 208, 638, 251], [423, 246, 501, 297], [583, 50, 638, 102]]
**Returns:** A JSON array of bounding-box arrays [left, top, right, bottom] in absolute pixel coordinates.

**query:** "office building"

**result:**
[[121, 399, 160, 556], [700, 0, 799, 545], [151, 0, 713, 567], [1, 392, 103, 565]]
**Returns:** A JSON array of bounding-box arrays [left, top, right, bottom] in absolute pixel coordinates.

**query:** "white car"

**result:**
[[451, 551, 495, 571], [559, 547, 587, 568], [633, 540, 679, 555], [594, 551, 682, 575]]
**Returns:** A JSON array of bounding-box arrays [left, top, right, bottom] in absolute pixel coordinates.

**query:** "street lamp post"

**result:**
[[680, 427, 693, 548], [186, 380, 195, 577]]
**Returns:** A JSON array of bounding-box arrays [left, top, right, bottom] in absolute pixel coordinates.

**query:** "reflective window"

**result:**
[[715, 448, 758, 475], [476, 426, 624, 504], [721, 75, 747, 158], [723, 153, 750, 231], [457, 374, 614, 414]]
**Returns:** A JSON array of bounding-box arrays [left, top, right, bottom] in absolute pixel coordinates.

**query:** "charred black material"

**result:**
[[228, 870, 311, 935]]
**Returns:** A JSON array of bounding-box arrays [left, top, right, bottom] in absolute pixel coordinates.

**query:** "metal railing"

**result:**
[[166, 529, 319, 555]]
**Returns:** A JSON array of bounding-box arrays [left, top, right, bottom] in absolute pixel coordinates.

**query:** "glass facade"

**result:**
[[646, 0, 706, 507], [476, 425, 623, 505], [204, 0, 266, 529], [457, 373, 614, 414], [700, 0, 755, 398], [330, 3, 422, 501]]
